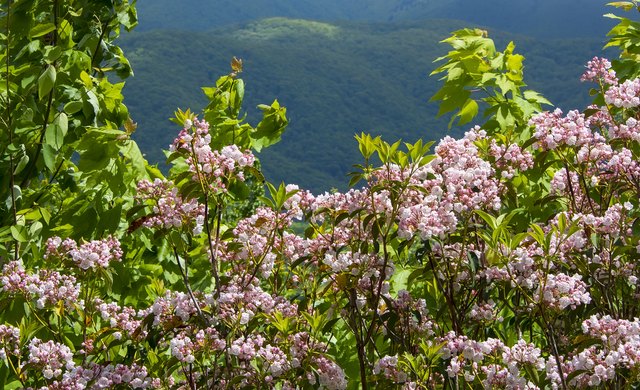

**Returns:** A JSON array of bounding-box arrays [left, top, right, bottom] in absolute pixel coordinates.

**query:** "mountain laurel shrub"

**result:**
[[2, 0, 640, 389]]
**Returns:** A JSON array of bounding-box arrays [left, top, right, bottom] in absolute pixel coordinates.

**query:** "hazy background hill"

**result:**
[[122, 1, 614, 192], [135, 0, 610, 38]]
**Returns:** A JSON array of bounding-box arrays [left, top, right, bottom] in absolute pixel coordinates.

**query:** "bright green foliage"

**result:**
[[170, 57, 289, 223], [0, 0, 145, 259], [195, 57, 288, 153], [431, 28, 551, 132], [606, 1, 640, 79]]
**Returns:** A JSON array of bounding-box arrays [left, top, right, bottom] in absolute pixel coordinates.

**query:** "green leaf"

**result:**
[[252, 100, 288, 152], [475, 209, 497, 230], [38, 65, 56, 99], [42, 144, 57, 171], [457, 98, 479, 125], [64, 101, 83, 114], [39, 207, 51, 225], [4, 186, 21, 211], [29, 23, 56, 39], [56, 112, 68, 135], [607, 1, 636, 11], [10, 225, 27, 242], [13, 154, 29, 175], [523, 90, 552, 106], [4, 380, 23, 390], [44, 122, 65, 150], [119, 140, 147, 177]]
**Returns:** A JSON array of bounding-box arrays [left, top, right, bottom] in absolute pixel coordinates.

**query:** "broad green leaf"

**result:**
[[252, 100, 288, 152], [10, 225, 27, 242], [38, 65, 56, 99], [44, 46, 62, 63], [4, 380, 23, 390], [44, 122, 64, 150], [457, 98, 479, 125], [4, 186, 21, 211], [64, 101, 83, 114], [39, 207, 51, 225], [120, 140, 147, 177], [523, 90, 552, 106], [475, 209, 497, 230], [28, 23, 56, 39], [56, 112, 68, 135], [58, 19, 74, 46], [13, 154, 29, 175], [42, 144, 57, 171]]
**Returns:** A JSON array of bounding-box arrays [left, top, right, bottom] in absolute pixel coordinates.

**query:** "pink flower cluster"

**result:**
[[549, 316, 640, 387], [312, 355, 348, 390], [439, 332, 544, 389], [530, 109, 595, 150], [143, 290, 205, 326], [94, 298, 142, 339], [229, 334, 265, 360], [605, 78, 640, 108], [28, 338, 75, 379], [374, 355, 408, 382], [488, 139, 534, 179], [214, 279, 297, 324], [608, 117, 640, 141], [535, 272, 591, 310], [282, 184, 315, 220], [170, 331, 196, 363], [581, 57, 617, 85], [0, 261, 81, 310], [136, 178, 205, 235], [482, 245, 539, 289], [170, 118, 255, 191], [397, 128, 502, 240], [0, 324, 20, 360], [574, 204, 629, 236], [431, 129, 502, 213], [230, 206, 289, 278], [258, 344, 290, 377], [45, 236, 122, 270], [46, 362, 160, 389], [469, 300, 502, 323]]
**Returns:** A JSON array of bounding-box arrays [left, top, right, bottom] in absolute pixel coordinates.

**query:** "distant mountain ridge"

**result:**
[[135, 0, 611, 38]]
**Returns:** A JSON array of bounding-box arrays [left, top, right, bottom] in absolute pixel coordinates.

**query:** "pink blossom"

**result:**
[[136, 178, 205, 235], [46, 236, 122, 270], [28, 338, 75, 379], [0, 325, 20, 360], [530, 109, 594, 150], [0, 261, 81, 310], [170, 118, 256, 192], [535, 272, 591, 310], [605, 78, 640, 108], [581, 57, 617, 85], [374, 355, 408, 383]]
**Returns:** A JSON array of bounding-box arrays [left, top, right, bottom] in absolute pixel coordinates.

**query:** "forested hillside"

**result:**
[[135, 0, 610, 38], [121, 18, 606, 192]]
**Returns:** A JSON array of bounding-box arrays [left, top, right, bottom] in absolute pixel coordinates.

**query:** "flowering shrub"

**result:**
[[3, 1, 640, 389]]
